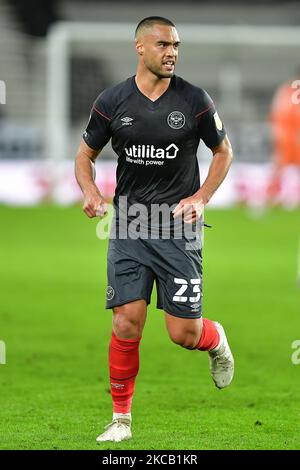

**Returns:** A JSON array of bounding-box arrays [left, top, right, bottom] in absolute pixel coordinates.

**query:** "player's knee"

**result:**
[[113, 306, 142, 338], [169, 330, 200, 350]]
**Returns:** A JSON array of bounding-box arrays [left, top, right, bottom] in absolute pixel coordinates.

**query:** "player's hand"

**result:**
[[172, 196, 205, 224], [82, 188, 108, 219]]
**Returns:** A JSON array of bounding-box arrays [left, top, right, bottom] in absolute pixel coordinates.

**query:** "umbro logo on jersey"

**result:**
[[121, 116, 134, 126]]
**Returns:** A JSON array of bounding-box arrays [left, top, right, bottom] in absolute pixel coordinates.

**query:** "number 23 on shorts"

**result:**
[[172, 278, 201, 303]]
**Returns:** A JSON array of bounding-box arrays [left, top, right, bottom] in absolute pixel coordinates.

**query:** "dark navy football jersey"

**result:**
[[83, 75, 226, 212]]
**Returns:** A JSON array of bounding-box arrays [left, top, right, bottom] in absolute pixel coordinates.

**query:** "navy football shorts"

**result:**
[[105, 231, 203, 319]]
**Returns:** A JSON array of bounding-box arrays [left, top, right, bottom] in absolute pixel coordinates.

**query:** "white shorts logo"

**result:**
[[167, 111, 185, 129], [106, 286, 115, 300], [191, 303, 200, 310]]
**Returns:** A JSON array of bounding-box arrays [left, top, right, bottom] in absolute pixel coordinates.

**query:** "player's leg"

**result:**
[[110, 299, 147, 418], [97, 299, 147, 443], [165, 312, 234, 388], [152, 233, 233, 389], [164, 315, 202, 349], [97, 238, 154, 442]]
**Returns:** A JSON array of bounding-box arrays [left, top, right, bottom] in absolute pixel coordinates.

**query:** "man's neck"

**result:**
[[135, 69, 171, 102]]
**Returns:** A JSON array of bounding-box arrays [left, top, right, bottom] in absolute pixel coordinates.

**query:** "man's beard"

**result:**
[[147, 61, 175, 79], [156, 70, 174, 78]]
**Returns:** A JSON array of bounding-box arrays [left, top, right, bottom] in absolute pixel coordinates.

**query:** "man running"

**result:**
[[75, 16, 234, 443]]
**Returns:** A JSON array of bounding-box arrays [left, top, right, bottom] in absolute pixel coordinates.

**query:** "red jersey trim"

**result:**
[[195, 103, 214, 119], [93, 106, 112, 121]]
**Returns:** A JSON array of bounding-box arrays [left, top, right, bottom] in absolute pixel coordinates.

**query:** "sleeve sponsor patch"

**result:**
[[213, 111, 223, 131]]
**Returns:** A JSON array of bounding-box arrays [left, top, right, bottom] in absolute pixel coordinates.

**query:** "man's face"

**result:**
[[136, 24, 180, 78]]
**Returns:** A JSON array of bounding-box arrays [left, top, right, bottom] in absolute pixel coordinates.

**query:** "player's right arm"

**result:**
[[75, 90, 112, 218], [75, 138, 106, 218]]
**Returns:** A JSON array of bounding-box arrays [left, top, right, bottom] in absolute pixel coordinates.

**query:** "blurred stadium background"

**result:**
[[0, 0, 300, 206], [0, 0, 299, 450]]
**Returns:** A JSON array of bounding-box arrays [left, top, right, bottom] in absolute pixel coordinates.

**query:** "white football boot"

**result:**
[[208, 322, 234, 389], [96, 416, 132, 443]]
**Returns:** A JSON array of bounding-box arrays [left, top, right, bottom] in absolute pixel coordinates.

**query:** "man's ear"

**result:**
[[135, 41, 143, 56]]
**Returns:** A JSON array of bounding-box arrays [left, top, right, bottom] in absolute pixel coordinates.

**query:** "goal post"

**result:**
[[46, 22, 300, 162]]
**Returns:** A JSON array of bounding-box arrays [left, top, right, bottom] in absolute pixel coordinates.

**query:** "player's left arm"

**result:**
[[194, 134, 233, 204], [173, 135, 233, 223]]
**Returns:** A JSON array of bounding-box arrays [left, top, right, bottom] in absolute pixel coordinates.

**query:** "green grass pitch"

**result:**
[[0, 205, 299, 450]]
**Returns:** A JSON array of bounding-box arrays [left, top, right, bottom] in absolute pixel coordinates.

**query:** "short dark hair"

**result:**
[[135, 16, 176, 39]]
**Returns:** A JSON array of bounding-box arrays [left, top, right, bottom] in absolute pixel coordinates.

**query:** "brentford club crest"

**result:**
[[106, 286, 115, 300], [167, 111, 185, 129]]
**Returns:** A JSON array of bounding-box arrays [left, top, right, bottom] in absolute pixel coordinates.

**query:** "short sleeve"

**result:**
[[196, 90, 226, 149], [82, 92, 112, 150]]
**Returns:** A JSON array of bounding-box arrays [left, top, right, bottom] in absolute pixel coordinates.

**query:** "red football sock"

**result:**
[[109, 331, 141, 414], [197, 318, 220, 351]]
